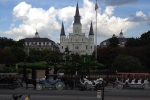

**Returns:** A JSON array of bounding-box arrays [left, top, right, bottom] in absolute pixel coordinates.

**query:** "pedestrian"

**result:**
[[25, 95, 30, 100]]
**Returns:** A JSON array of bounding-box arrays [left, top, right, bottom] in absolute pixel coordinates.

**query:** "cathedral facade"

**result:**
[[59, 3, 94, 55]]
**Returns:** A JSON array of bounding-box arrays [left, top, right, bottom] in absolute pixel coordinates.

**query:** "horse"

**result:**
[[61, 77, 74, 90], [22, 78, 36, 89]]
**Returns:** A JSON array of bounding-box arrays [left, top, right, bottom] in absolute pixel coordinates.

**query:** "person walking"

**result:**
[[25, 95, 30, 100]]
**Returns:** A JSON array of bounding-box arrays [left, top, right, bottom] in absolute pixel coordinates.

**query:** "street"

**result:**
[[0, 85, 150, 100]]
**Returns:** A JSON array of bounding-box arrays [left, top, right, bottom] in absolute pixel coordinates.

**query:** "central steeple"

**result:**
[[74, 3, 81, 24]]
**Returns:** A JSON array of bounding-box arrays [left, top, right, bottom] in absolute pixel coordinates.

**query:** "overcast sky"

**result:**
[[0, 0, 150, 44]]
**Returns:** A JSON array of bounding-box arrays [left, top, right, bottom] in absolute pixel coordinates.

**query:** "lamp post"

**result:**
[[101, 80, 105, 100], [45, 60, 49, 80], [32, 59, 35, 79], [54, 59, 56, 74], [23, 59, 27, 79]]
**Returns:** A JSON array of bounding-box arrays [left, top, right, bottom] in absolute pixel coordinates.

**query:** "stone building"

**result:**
[[24, 31, 59, 54], [100, 30, 127, 47], [59, 3, 94, 55]]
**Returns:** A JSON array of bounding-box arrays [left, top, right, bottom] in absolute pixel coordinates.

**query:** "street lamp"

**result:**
[[101, 80, 105, 100], [45, 60, 49, 80], [32, 59, 35, 79], [23, 59, 27, 79]]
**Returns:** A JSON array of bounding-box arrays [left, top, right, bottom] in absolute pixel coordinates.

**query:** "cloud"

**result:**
[[127, 11, 147, 22], [5, 1, 61, 41], [105, 0, 138, 6], [104, 6, 115, 16], [3, 0, 144, 44]]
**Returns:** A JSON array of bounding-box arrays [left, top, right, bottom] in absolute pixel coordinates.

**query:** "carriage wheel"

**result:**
[[143, 84, 150, 90], [36, 84, 42, 91], [56, 82, 63, 90], [117, 83, 123, 89]]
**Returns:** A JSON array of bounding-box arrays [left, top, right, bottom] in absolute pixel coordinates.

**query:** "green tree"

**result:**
[[108, 34, 119, 47], [112, 54, 143, 72], [29, 49, 41, 61], [97, 47, 122, 74], [15, 39, 25, 48], [40, 49, 52, 60], [0, 37, 15, 48], [0, 49, 16, 65], [125, 38, 140, 47], [77, 56, 104, 78], [140, 31, 150, 46], [10, 46, 27, 62]]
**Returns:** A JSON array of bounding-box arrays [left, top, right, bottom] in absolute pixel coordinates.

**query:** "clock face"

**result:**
[[75, 34, 79, 41]]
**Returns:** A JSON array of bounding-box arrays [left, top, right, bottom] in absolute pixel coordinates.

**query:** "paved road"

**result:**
[[0, 85, 150, 100]]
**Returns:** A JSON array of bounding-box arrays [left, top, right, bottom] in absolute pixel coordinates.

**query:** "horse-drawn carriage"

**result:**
[[0, 73, 22, 89], [36, 74, 64, 91], [116, 72, 150, 90]]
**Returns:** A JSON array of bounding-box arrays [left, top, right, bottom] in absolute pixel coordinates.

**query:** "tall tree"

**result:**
[[111, 54, 143, 72], [140, 31, 150, 46], [0, 49, 16, 65], [29, 49, 41, 61], [125, 38, 140, 47], [10, 46, 27, 62], [0, 37, 15, 48], [108, 35, 119, 47], [15, 39, 25, 48]]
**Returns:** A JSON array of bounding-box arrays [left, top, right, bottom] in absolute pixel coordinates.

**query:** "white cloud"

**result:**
[[136, 11, 146, 18], [15, 36, 25, 41], [13, 2, 31, 20], [57, 6, 75, 22], [3, 0, 142, 44], [104, 6, 115, 16]]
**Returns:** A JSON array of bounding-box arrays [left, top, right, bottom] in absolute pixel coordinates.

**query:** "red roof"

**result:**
[[117, 72, 149, 75]]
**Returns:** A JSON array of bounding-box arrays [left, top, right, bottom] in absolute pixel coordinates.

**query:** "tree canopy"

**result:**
[[111, 54, 143, 72]]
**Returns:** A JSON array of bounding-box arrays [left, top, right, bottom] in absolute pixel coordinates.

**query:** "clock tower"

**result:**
[[59, 3, 94, 55], [73, 3, 82, 35]]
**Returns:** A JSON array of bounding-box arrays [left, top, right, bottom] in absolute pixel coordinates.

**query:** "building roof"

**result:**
[[60, 22, 65, 36], [74, 3, 81, 24], [75, 3, 80, 17], [89, 21, 94, 35], [100, 37, 128, 45], [24, 38, 54, 43]]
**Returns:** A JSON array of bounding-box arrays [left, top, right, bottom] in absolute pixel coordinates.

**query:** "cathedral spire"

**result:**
[[89, 21, 94, 35], [60, 22, 65, 36], [74, 3, 81, 24]]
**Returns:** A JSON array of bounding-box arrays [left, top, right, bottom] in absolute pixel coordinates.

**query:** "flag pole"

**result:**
[[95, 0, 98, 60]]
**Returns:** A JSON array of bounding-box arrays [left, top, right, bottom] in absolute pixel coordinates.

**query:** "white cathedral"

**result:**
[[59, 3, 94, 55]]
